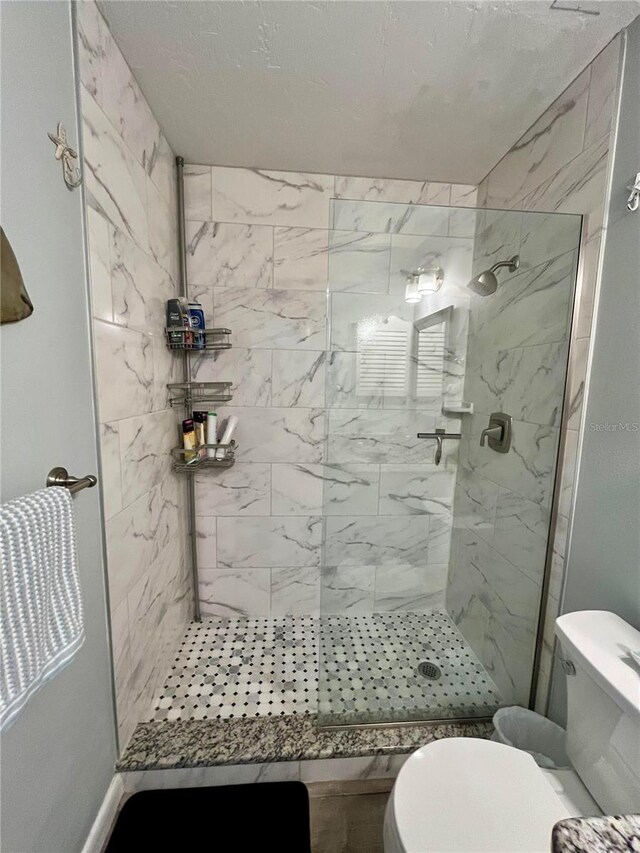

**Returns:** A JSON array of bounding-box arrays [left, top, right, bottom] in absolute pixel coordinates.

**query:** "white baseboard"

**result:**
[[82, 775, 124, 853]]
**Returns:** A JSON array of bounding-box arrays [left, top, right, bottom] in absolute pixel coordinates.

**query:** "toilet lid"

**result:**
[[393, 737, 571, 852]]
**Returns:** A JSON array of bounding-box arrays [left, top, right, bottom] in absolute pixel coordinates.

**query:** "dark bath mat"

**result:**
[[105, 781, 311, 852]]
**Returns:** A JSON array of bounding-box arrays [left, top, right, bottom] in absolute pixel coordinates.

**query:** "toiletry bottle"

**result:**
[[216, 415, 238, 460], [206, 412, 218, 458], [166, 298, 185, 348], [188, 301, 205, 350], [193, 411, 207, 450], [182, 418, 197, 463]]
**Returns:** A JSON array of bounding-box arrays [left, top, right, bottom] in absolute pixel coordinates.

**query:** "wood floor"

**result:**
[[307, 779, 393, 853]]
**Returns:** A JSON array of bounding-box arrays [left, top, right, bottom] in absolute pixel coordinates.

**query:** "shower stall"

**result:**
[[150, 191, 582, 732], [316, 198, 582, 727]]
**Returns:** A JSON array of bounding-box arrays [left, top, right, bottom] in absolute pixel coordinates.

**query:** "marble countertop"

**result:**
[[117, 714, 493, 771], [552, 815, 640, 852]]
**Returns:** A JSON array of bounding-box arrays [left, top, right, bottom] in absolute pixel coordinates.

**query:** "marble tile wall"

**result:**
[[183, 167, 477, 618], [78, 0, 190, 747], [468, 35, 623, 710]]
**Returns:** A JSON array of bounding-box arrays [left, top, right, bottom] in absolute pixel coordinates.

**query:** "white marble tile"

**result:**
[[575, 236, 600, 339], [299, 754, 409, 782], [520, 136, 609, 242], [191, 348, 272, 407], [94, 320, 154, 422], [472, 208, 522, 270], [146, 175, 177, 281], [482, 612, 534, 705], [195, 463, 271, 516], [325, 516, 429, 568], [446, 568, 491, 662], [123, 762, 301, 792], [519, 212, 581, 272], [212, 167, 333, 228], [558, 428, 579, 519], [584, 35, 622, 149], [82, 86, 149, 251], [214, 286, 326, 350], [151, 330, 182, 413], [184, 164, 212, 221], [273, 227, 329, 291], [327, 409, 435, 465], [328, 231, 391, 293], [466, 414, 559, 508], [388, 234, 474, 296], [199, 569, 271, 618], [320, 566, 375, 614], [374, 564, 445, 613], [501, 341, 570, 427], [271, 567, 320, 616], [100, 421, 122, 520], [186, 221, 273, 289], [87, 207, 112, 322], [119, 409, 176, 507], [329, 291, 415, 353], [147, 132, 175, 208], [493, 488, 550, 585], [426, 513, 453, 566], [195, 516, 217, 569], [567, 336, 589, 430], [271, 464, 324, 515], [473, 252, 575, 352], [449, 184, 478, 208], [331, 199, 449, 237], [485, 69, 590, 209], [378, 465, 454, 515], [325, 351, 383, 410], [322, 464, 380, 515], [271, 351, 325, 407], [334, 177, 450, 206], [452, 469, 499, 545], [449, 184, 478, 239], [110, 227, 174, 334], [106, 478, 180, 606], [215, 406, 324, 464], [78, 0, 162, 175], [217, 516, 322, 568]]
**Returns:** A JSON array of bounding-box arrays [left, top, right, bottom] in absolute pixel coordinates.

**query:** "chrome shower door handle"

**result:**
[[479, 413, 512, 453]]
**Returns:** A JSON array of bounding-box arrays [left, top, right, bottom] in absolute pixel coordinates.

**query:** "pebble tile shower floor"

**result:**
[[150, 610, 502, 726]]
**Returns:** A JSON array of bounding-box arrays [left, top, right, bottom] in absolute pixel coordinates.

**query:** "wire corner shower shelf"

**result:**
[[165, 327, 232, 351]]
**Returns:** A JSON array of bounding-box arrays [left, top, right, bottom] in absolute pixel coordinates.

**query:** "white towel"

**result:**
[[0, 486, 85, 731]]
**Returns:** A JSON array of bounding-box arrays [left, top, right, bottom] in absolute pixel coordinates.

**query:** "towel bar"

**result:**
[[46, 467, 97, 495]]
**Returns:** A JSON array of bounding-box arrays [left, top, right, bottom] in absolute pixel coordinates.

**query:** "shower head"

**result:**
[[467, 255, 520, 297]]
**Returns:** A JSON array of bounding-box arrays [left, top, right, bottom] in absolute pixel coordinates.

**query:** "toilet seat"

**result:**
[[387, 737, 573, 853]]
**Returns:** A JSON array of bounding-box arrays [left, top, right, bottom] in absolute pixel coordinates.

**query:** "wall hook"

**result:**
[[48, 122, 82, 190], [627, 172, 640, 212]]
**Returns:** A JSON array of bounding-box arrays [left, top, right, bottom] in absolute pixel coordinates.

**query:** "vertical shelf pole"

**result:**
[[176, 155, 202, 622]]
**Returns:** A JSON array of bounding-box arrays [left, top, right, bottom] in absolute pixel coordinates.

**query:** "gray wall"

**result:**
[[0, 2, 116, 850], [550, 16, 640, 722], [562, 20, 640, 623]]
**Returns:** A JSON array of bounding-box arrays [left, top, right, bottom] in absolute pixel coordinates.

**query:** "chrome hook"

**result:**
[[48, 122, 82, 190], [627, 172, 640, 212]]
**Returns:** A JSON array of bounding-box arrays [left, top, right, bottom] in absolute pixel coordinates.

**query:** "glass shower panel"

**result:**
[[318, 198, 582, 727]]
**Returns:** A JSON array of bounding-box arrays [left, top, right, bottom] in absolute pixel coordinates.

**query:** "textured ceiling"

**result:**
[[99, 1, 640, 183]]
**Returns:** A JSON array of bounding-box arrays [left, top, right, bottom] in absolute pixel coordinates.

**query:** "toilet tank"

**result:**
[[556, 610, 640, 815]]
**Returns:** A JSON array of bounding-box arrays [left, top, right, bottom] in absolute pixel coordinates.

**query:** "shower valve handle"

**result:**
[[480, 426, 503, 446]]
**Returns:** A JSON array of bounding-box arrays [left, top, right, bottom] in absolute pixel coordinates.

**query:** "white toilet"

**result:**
[[384, 610, 640, 852]]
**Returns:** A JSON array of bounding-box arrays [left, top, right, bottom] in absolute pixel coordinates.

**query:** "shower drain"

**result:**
[[417, 661, 441, 680]]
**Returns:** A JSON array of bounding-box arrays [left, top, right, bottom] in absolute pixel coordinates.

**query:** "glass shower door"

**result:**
[[318, 198, 581, 727]]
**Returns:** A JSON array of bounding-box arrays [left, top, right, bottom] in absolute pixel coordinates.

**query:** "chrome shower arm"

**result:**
[[489, 255, 520, 275]]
